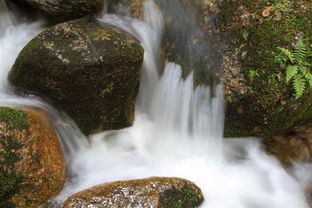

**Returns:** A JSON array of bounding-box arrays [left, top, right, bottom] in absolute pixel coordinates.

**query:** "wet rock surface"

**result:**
[[63, 177, 204, 208], [0, 107, 65, 208], [9, 16, 144, 135], [20, 0, 103, 21], [263, 122, 312, 167]]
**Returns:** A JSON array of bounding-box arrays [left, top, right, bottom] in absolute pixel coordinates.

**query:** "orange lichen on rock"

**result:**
[[0, 107, 65, 208]]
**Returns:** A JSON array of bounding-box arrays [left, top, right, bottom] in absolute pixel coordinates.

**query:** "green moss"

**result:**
[[0, 107, 27, 130], [94, 28, 112, 40], [0, 108, 26, 206], [159, 187, 203, 208], [0, 135, 24, 208], [219, 0, 312, 137]]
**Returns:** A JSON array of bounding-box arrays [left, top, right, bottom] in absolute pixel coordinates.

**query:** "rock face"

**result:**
[[0, 107, 65, 208], [63, 177, 204, 208], [217, 0, 312, 137], [22, 0, 103, 21], [263, 122, 312, 167], [9, 16, 144, 135]]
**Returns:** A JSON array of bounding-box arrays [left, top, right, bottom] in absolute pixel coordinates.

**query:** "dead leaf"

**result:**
[[262, 6, 273, 17]]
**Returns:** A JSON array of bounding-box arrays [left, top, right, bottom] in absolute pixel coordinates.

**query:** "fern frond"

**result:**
[[277, 47, 295, 63], [304, 72, 312, 88], [294, 39, 307, 62], [286, 65, 298, 82], [293, 75, 305, 99]]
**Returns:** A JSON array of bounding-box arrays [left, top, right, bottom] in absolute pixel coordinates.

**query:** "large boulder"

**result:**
[[19, 0, 103, 21], [0, 107, 65, 208], [63, 177, 203, 208], [217, 0, 312, 137], [9, 16, 144, 135]]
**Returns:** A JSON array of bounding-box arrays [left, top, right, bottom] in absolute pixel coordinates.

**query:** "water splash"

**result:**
[[0, 0, 311, 208], [51, 1, 310, 207]]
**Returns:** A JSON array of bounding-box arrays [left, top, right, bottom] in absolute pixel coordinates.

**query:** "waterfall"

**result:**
[[0, 0, 16, 35], [0, 0, 311, 208]]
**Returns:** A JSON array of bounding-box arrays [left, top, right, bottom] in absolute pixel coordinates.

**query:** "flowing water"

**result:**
[[1, 1, 312, 208]]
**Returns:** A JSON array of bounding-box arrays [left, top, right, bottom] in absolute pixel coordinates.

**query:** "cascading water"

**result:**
[[1, 0, 312, 208]]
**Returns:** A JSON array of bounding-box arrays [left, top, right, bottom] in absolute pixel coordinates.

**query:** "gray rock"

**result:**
[[63, 177, 204, 208]]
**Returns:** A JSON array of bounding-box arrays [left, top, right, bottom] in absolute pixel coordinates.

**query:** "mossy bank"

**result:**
[[217, 0, 312, 137]]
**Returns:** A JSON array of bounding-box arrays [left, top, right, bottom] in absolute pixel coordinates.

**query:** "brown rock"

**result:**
[[263, 123, 312, 167], [63, 177, 203, 208], [0, 107, 65, 208]]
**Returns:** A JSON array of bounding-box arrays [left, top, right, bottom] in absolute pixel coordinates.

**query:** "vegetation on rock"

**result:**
[[9, 16, 144, 135], [218, 0, 312, 137], [63, 177, 203, 208], [275, 39, 312, 99], [0, 107, 65, 208]]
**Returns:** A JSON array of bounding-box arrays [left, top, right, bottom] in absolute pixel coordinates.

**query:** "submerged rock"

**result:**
[[63, 177, 204, 208], [0, 107, 65, 208], [9, 16, 144, 135], [20, 0, 103, 21]]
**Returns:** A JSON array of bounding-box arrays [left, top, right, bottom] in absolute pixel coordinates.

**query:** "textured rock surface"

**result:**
[[217, 0, 312, 137], [263, 122, 312, 167], [0, 107, 65, 208], [9, 16, 144, 135], [22, 0, 103, 21], [63, 177, 204, 208]]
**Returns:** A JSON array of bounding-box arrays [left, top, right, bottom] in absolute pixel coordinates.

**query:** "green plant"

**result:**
[[275, 39, 312, 99], [273, 0, 292, 12], [242, 31, 249, 41], [248, 69, 259, 81], [271, 0, 293, 19], [0, 135, 24, 208]]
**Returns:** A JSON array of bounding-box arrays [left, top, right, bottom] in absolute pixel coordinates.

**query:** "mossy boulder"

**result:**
[[217, 0, 312, 137], [9, 16, 144, 135], [63, 177, 203, 208], [20, 0, 103, 21], [0, 107, 65, 208]]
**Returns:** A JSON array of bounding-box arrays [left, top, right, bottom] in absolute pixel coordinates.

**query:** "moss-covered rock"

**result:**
[[9, 16, 144, 135], [0, 107, 65, 208], [217, 0, 312, 137], [20, 0, 103, 21], [63, 177, 203, 208]]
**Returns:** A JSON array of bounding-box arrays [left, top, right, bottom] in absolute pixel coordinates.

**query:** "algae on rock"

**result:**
[[217, 0, 312, 137], [9, 16, 144, 135], [63, 177, 203, 208]]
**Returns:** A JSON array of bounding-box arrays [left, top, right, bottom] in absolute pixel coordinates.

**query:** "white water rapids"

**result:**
[[1, 1, 312, 207]]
